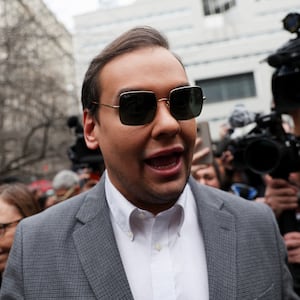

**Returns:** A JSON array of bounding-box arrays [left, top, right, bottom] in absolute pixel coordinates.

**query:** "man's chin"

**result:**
[[150, 180, 186, 203]]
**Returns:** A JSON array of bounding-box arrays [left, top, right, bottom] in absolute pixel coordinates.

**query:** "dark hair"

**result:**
[[0, 183, 41, 217], [81, 26, 171, 120]]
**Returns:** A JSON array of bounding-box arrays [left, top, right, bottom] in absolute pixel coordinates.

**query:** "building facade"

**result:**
[[73, 0, 300, 139], [0, 0, 78, 180]]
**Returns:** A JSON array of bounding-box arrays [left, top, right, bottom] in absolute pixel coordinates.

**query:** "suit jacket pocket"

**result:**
[[254, 283, 274, 300]]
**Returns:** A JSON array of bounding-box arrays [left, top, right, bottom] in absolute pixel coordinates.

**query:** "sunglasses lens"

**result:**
[[118, 87, 203, 125], [119, 92, 157, 125], [170, 87, 203, 120]]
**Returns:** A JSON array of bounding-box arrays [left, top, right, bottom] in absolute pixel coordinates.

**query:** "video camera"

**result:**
[[217, 111, 300, 179], [67, 116, 104, 173], [267, 12, 300, 113]]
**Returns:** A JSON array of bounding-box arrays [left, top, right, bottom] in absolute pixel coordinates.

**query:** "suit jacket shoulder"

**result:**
[[0, 176, 134, 299], [188, 176, 299, 300]]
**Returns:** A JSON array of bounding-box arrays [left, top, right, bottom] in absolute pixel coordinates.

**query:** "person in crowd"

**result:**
[[192, 162, 222, 189], [261, 174, 299, 218], [259, 172, 300, 295], [1, 26, 299, 299], [28, 179, 53, 210], [191, 137, 223, 189], [0, 183, 41, 284], [218, 142, 266, 197], [44, 169, 81, 208], [76, 167, 102, 192], [192, 130, 258, 200]]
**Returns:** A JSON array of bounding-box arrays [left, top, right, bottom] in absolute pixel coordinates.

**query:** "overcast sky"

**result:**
[[43, 0, 135, 32]]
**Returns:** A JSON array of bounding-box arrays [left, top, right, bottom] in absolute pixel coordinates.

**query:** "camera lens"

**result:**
[[244, 138, 281, 174]]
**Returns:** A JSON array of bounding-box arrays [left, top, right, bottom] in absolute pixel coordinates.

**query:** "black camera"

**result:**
[[67, 116, 104, 173], [217, 112, 300, 179], [267, 12, 300, 113]]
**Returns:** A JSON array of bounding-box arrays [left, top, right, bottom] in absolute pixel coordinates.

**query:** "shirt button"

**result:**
[[127, 231, 133, 240], [138, 212, 145, 219], [154, 243, 162, 251]]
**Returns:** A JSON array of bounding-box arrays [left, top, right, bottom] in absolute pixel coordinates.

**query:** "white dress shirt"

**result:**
[[105, 172, 209, 300]]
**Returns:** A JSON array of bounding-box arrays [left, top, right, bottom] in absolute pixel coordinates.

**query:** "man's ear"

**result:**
[[83, 110, 99, 150]]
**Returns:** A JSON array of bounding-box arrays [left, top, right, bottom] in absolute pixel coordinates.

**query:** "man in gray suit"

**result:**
[[1, 26, 299, 299]]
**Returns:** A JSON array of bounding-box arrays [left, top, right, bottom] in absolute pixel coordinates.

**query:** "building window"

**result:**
[[202, 0, 236, 16], [195, 72, 256, 103]]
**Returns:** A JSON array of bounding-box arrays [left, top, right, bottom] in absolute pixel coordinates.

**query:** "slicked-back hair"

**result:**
[[81, 26, 171, 120]]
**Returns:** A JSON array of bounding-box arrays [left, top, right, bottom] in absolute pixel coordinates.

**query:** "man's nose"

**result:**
[[151, 101, 180, 138]]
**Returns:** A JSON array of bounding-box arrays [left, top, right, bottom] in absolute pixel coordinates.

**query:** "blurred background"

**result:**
[[0, 0, 299, 182]]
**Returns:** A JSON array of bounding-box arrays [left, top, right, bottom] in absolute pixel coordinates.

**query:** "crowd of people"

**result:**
[[0, 25, 299, 298]]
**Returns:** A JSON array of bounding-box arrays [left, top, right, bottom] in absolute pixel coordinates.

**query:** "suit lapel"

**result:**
[[72, 176, 237, 299], [189, 178, 237, 300], [72, 177, 134, 300]]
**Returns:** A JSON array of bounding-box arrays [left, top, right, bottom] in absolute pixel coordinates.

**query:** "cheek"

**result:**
[[184, 123, 197, 162], [182, 121, 197, 144], [0, 230, 16, 250], [7, 228, 17, 245], [100, 127, 146, 163]]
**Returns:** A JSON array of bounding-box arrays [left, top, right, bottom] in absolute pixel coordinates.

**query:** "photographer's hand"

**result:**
[[264, 175, 299, 218], [220, 150, 234, 171], [289, 108, 300, 136], [191, 137, 211, 177], [284, 232, 300, 264]]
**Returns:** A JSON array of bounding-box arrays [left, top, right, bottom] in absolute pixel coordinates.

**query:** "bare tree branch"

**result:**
[[0, 0, 78, 181]]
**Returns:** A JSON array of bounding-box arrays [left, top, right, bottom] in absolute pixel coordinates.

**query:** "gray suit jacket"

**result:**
[[0, 175, 299, 299]]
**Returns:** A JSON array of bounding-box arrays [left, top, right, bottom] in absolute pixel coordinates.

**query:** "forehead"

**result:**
[[98, 47, 187, 93], [198, 165, 215, 175], [0, 197, 21, 222]]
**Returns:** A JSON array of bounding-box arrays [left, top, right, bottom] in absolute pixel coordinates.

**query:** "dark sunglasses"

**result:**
[[93, 86, 205, 126]]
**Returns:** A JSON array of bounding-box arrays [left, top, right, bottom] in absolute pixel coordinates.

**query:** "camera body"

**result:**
[[272, 65, 300, 113], [267, 12, 300, 113], [67, 116, 104, 173], [220, 112, 300, 179]]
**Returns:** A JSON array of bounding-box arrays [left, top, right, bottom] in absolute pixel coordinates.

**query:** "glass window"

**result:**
[[202, 0, 236, 16], [196, 72, 256, 103]]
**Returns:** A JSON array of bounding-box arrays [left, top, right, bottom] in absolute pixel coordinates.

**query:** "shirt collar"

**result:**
[[105, 171, 189, 240]]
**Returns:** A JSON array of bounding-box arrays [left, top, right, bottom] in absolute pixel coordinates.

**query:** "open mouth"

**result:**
[[145, 153, 180, 170]]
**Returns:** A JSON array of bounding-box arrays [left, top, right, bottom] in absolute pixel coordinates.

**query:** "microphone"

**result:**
[[67, 116, 80, 128], [228, 104, 257, 128], [67, 116, 83, 134]]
